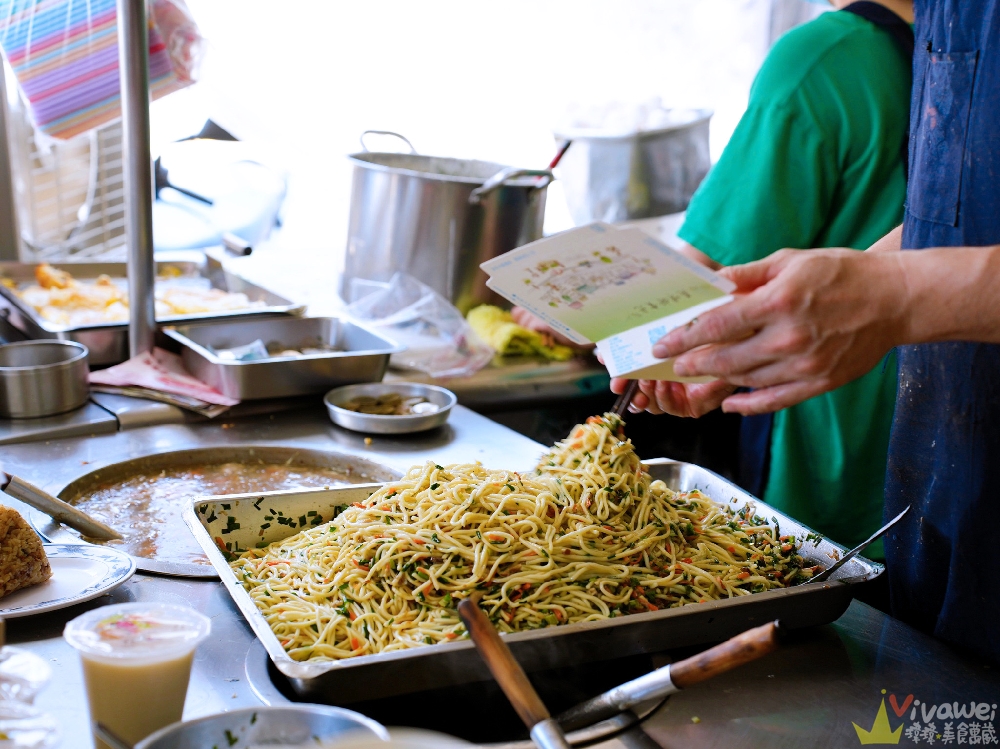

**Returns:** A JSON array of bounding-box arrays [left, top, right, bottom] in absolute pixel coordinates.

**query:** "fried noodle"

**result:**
[[231, 414, 816, 661]]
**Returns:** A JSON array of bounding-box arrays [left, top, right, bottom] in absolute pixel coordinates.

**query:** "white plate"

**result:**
[[0, 544, 136, 618]]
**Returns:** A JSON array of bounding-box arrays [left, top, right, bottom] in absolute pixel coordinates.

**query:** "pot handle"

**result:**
[[469, 167, 554, 204], [359, 130, 417, 154]]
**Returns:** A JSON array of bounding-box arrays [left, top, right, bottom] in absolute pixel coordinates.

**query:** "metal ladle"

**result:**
[[460, 593, 784, 747], [458, 595, 571, 749]]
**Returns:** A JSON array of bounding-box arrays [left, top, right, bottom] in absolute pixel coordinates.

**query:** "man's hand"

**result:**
[[611, 377, 737, 418], [653, 248, 908, 415]]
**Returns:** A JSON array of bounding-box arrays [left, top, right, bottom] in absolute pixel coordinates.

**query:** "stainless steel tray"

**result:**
[[184, 458, 882, 704], [0, 259, 305, 365], [164, 317, 403, 400], [31, 445, 401, 578]]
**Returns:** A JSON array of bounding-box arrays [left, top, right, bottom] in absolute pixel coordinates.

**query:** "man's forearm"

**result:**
[[895, 244, 1000, 345]]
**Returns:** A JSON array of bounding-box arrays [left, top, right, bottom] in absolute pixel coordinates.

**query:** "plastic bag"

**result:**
[[0, 646, 58, 748], [345, 273, 493, 379], [0, 0, 205, 139], [152, 0, 204, 84]]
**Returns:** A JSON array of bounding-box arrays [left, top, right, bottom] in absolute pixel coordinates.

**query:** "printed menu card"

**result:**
[[480, 223, 735, 380]]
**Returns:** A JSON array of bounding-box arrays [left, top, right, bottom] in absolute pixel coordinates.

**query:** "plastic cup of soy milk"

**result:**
[[64, 602, 211, 749]]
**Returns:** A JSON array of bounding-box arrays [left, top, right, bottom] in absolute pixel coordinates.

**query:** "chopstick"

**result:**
[[611, 380, 640, 418]]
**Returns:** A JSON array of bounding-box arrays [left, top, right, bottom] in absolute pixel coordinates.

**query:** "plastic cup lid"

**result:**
[[63, 602, 211, 661]]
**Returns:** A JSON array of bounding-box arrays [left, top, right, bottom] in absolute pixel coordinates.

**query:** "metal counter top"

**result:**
[[5, 407, 1000, 748]]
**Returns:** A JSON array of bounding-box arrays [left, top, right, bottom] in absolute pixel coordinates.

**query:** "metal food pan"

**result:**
[[184, 458, 881, 704], [0, 260, 305, 365], [163, 316, 403, 400]]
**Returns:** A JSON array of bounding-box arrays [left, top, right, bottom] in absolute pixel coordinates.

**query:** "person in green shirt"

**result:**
[[517, 1, 913, 560], [625, 1, 914, 558]]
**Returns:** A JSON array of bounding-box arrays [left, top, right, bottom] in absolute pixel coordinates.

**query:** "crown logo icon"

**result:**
[[854, 699, 903, 745]]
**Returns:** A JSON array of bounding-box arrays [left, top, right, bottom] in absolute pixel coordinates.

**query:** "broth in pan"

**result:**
[[65, 461, 371, 567]]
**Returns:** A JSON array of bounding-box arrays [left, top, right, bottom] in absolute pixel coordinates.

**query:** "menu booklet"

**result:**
[[480, 223, 735, 381]]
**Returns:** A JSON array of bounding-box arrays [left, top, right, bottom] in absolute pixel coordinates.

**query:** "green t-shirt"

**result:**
[[678, 11, 911, 557]]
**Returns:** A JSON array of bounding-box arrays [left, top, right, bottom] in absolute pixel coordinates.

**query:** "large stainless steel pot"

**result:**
[[554, 108, 712, 225], [342, 131, 552, 313]]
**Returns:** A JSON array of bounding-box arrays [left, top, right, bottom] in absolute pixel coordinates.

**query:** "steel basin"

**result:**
[[135, 705, 388, 749]]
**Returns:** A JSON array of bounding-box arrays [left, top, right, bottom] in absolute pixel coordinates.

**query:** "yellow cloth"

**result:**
[[467, 305, 574, 361]]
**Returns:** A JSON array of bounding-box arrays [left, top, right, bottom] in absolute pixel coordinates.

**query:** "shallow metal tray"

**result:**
[[164, 317, 403, 400], [30, 445, 400, 578], [184, 458, 881, 704], [0, 259, 305, 365]]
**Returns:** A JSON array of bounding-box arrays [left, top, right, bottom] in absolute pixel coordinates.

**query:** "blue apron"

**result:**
[[885, 0, 1000, 660]]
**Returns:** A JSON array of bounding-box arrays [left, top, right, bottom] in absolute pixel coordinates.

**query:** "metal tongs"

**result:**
[[459, 594, 782, 748]]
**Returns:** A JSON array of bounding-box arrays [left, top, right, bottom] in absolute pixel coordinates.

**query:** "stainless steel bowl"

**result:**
[[0, 340, 89, 418], [135, 705, 388, 749], [325, 382, 456, 434]]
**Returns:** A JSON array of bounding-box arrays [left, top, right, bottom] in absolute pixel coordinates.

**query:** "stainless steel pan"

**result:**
[[184, 457, 880, 703], [0, 259, 304, 365], [164, 317, 402, 400]]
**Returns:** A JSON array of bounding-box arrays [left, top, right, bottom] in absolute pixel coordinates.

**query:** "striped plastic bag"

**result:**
[[0, 0, 202, 139]]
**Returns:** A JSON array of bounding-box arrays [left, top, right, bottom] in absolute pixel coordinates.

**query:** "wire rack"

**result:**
[[2, 60, 127, 262]]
